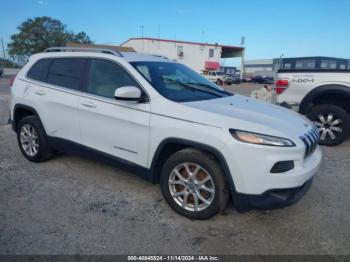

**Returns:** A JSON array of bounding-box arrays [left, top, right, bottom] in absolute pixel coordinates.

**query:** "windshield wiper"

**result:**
[[161, 78, 222, 97], [186, 82, 233, 96]]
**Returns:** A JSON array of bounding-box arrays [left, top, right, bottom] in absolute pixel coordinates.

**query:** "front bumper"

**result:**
[[221, 137, 322, 195], [220, 134, 322, 211], [233, 177, 313, 212]]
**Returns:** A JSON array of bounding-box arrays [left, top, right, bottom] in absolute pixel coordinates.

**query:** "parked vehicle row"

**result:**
[[243, 75, 274, 84], [226, 74, 241, 84], [9, 47, 321, 219], [203, 71, 241, 85], [252, 75, 274, 84]]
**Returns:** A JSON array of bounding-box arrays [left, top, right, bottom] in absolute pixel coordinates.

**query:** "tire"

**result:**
[[160, 148, 229, 219], [307, 104, 350, 146], [16, 115, 53, 162], [216, 79, 223, 85]]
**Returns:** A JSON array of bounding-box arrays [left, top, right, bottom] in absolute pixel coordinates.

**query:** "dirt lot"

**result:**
[[0, 77, 349, 255]]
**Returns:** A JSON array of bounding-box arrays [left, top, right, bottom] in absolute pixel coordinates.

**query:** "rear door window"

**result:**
[[27, 59, 52, 81], [47, 58, 87, 90]]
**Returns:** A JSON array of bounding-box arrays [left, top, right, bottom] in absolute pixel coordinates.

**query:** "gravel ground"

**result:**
[[0, 78, 349, 255]]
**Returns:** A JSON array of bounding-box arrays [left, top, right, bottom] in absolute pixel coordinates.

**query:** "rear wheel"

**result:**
[[307, 104, 350, 146], [160, 148, 229, 219], [17, 116, 53, 162]]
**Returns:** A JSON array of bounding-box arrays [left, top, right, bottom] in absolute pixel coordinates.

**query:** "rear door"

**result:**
[[78, 58, 150, 167], [27, 57, 87, 143]]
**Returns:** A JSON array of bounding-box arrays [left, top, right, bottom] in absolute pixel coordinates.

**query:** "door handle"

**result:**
[[35, 89, 46, 96], [81, 101, 97, 108]]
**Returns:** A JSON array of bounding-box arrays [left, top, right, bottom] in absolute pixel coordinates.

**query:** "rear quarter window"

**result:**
[[27, 58, 52, 81], [47, 58, 87, 90]]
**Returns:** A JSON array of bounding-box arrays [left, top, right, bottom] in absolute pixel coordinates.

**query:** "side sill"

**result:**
[[47, 137, 152, 182]]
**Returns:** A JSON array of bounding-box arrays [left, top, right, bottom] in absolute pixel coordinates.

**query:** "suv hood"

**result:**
[[183, 95, 313, 137]]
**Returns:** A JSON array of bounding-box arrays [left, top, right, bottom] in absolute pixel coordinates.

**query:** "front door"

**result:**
[[78, 58, 150, 167]]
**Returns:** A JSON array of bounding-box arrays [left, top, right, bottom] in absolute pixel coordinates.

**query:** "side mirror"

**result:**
[[114, 86, 142, 102]]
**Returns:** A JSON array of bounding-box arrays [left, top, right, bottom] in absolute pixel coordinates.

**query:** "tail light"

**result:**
[[8, 75, 16, 87], [275, 79, 289, 94]]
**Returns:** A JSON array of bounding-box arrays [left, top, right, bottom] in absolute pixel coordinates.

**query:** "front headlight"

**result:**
[[230, 129, 295, 147]]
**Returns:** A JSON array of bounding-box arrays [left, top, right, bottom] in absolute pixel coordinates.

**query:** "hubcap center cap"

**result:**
[[187, 180, 196, 190]]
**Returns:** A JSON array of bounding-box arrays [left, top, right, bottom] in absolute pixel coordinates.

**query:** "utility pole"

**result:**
[[1, 37, 6, 60], [279, 53, 284, 70], [140, 25, 144, 51], [157, 24, 160, 50], [240, 36, 245, 80], [140, 25, 144, 38], [271, 53, 284, 104]]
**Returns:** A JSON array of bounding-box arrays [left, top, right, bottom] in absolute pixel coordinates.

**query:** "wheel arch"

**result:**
[[13, 104, 44, 132], [299, 84, 350, 115], [149, 138, 237, 194]]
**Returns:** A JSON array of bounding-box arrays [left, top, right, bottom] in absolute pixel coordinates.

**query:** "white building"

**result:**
[[121, 37, 244, 73]]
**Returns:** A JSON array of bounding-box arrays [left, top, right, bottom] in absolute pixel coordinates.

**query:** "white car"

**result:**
[[204, 71, 230, 85], [9, 47, 322, 219]]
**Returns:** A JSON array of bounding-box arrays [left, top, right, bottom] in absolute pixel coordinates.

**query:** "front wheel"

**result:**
[[307, 104, 350, 146], [160, 148, 229, 219], [216, 79, 223, 85]]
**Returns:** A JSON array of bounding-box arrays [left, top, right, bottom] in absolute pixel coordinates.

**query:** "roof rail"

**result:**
[[44, 46, 124, 57]]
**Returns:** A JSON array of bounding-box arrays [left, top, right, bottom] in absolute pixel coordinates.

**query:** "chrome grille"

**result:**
[[300, 127, 319, 158]]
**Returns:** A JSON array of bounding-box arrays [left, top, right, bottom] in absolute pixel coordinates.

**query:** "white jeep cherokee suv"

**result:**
[[9, 47, 322, 219]]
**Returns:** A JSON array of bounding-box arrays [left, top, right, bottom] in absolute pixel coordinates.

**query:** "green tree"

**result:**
[[8, 16, 93, 62]]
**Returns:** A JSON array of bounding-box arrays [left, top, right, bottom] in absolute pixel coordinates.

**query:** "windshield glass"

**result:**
[[130, 61, 232, 102]]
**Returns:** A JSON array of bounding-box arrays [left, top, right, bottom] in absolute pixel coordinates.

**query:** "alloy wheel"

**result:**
[[314, 113, 343, 141], [20, 124, 39, 157], [168, 162, 215, 212]]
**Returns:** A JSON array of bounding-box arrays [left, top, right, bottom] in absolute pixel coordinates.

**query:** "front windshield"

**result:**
[[130, 61, 233, 102]]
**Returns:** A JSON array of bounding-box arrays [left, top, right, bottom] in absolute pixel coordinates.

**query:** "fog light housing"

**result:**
[[270, 161, 294, 173]]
